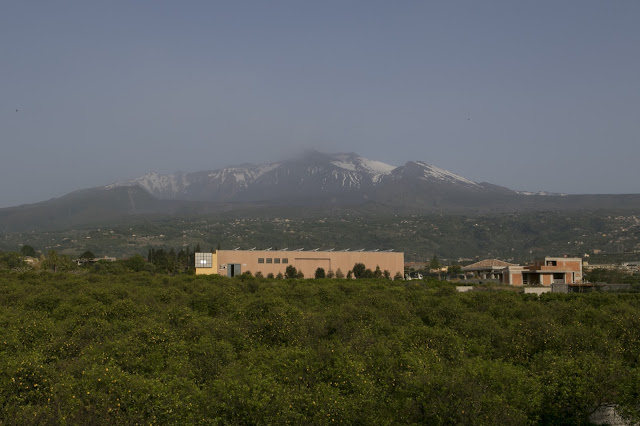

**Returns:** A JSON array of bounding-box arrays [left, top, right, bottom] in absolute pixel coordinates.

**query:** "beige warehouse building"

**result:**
[[195, 249, 404, 278]]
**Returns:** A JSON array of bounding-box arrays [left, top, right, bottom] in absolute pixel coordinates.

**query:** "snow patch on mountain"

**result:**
[[331, 160, 357, 171], [141, 173, 181, 194], [331, 156, 395, 174], [416, 162, 481, 187], [330, 155, 396, 185], [106, 172, 187, 197], [254, 163, 281, 177], [207, 163, 281, 188], [357, 158, 396, 174], [518, 191, 567, 196]]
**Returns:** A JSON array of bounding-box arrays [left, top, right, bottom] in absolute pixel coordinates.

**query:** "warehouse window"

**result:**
[[195, 253, 212, 268], [282, 258, 288, 264], [274, 258, 280, 264], [258, 258, 264, 264], [266, 258, 273, 264]]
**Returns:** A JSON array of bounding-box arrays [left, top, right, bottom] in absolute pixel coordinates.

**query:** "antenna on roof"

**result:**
[[384, 249, 394, 252], [249, 247, 256, 251], [357, 248, 365, 252], [341, 248, 350, 252], [295, 248, 304, 251], [372, 249, 379, 252], [312, 248, 319, 251], [265, 247, 272, 251], [327, 248, 335, 252], [234, 247, 241, 250], [282, 248, 288, 251]]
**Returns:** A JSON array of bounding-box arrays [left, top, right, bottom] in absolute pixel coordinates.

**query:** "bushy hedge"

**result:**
[[1, 272, 639, 424]]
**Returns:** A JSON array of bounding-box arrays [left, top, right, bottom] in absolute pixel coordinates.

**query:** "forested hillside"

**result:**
[[3, 210, 640, 263], [1, 272, 639, 424]]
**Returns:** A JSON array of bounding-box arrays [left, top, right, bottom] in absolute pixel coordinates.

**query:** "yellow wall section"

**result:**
[[195, 252, 217, 275]]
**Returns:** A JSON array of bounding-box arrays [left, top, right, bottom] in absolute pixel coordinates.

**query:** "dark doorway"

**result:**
[[227, 264, 241, 277]]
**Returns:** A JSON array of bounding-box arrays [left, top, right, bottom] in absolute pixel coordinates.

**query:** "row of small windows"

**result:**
[[257, 258, 288, 264]]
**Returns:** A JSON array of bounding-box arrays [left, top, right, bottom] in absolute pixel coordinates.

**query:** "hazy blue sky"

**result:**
[[2, 1, 639, 207]]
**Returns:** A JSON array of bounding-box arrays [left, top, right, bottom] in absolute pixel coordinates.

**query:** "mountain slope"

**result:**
[[0, 186, 182, 233], [2, 151, 640, 233]]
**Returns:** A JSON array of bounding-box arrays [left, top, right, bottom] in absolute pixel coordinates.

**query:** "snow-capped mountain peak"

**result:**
[[103, 151, 497, 203]]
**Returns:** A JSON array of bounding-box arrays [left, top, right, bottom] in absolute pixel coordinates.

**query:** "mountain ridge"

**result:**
[[2, 151, 640, 233], [106, 151, 504, 203]]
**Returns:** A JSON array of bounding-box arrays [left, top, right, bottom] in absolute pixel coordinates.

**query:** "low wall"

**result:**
[[524, 287, 551, 295], [589, 404, 630, 426]]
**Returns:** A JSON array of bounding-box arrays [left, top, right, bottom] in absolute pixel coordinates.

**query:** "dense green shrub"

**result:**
[[0, 271, 639, 424]]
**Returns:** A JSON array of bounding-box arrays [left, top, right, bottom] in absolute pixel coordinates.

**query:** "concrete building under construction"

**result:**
[[463, 256, 583, 286], [195, 249, 404, 278]]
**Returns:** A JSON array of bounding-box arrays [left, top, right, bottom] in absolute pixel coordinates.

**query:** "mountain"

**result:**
[[2, 151, 640, 232], [107, 151, 513, 206]]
